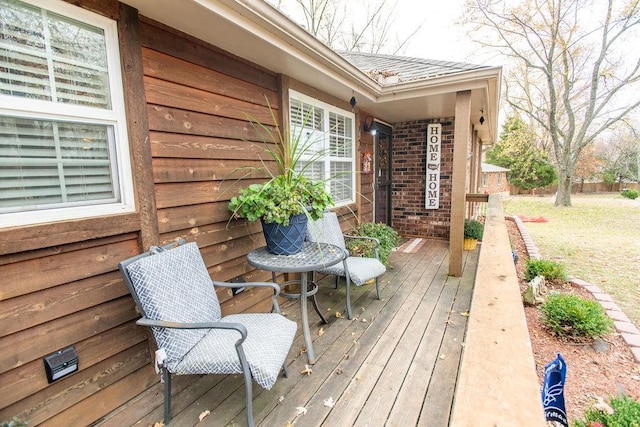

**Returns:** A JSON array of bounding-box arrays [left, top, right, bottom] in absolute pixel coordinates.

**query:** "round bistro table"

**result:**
[[247, 241, 344, 364]]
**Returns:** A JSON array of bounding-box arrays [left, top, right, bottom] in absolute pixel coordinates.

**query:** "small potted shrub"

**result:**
[[228, 101, 333, 255], [463, 219, 484, 250]]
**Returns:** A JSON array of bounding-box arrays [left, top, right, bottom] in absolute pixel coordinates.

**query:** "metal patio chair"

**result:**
[[118, 240, 296, 427], [306, 212, 386, 319]]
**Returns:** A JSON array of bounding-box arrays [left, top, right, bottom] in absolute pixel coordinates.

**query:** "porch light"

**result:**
[[479, 109, 485, 125], [363, 116, 380, 135]]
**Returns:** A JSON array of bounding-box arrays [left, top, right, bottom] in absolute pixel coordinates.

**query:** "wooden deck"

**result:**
[[105, 239, 478, 426]]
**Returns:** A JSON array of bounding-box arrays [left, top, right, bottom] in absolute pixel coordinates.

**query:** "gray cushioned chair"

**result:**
[[306, 212, 386, 319], [118, 240, 296, 427]]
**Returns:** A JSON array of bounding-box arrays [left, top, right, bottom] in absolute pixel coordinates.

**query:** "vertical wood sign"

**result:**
[[425, 124, 441, 209]]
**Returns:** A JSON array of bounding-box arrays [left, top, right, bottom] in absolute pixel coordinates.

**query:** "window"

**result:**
[[289, 90, 355, 205], [0, 0, 133, 227], [497, 173, 503, 185], [482, 173, 488, 187]]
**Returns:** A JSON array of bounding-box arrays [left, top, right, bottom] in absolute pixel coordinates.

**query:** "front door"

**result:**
[[374, 123, 392, 226]]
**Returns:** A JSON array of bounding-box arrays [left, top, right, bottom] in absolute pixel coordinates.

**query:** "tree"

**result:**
[[269, 0, 422, 53], [596, 124, 640, 184], [464, 0, 640, 206], [486, 114, 557, 192]]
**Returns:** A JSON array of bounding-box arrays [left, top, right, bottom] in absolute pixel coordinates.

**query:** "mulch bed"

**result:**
[[506, 216, 640, 423]]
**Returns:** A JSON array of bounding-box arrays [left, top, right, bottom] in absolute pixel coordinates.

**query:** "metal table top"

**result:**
[[247, 242, 344, 273]]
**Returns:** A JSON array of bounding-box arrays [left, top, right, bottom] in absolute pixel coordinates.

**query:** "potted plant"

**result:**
[[463, 218, 484, 251], [228, 101, 333, 255]]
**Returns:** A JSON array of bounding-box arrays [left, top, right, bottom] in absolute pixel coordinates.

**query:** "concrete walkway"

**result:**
[[513, 216, 640, 363]]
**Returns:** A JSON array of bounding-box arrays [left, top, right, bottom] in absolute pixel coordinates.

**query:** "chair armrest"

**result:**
[[213, 280, 280, 296], [213, 280, 283, 314], [136, 317, 247, 340]]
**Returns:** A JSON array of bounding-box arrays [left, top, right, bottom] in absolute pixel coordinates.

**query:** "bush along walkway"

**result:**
[[512, 216, 640, 363]]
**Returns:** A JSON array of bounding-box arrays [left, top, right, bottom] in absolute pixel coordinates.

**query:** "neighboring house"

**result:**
[[0, 0, 501, 424], [481, 163, 510, 196]]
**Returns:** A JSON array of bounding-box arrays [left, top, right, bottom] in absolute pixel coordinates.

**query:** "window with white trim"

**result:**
[[0, 0, 134, 227], [289, 90, 355, 206]]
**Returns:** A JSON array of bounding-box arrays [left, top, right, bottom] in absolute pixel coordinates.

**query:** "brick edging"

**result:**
[[510, 215, 640, 363]]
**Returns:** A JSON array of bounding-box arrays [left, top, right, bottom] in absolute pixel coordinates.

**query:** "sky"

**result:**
[[396, 0, 485, 64]]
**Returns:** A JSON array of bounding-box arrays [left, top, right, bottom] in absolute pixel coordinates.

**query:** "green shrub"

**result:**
[[463, 219, 484, 240], [621, 189, 639, 200], [1, 418, 28, 427], [525, 258, 567, 282], [541, 293, 613, 339], [574, 395, 640, 427], [345, 222, 400, 266]]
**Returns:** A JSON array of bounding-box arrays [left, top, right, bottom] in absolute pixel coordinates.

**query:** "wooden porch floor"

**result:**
[[122, 239, 478, 426]]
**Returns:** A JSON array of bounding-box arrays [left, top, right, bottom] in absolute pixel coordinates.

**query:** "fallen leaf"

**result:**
[[198, 410, 210, 422], [301, 364, 313, 375], [318, 327, 325, 336], [344, 354, 350, 360], [296, 406, 308, 416], [361, 318, 367, 323], [355, 374, 362, 380], [335, 368, 344, 375], [327, 307, 332, 311], [279, 396, 285, 403], [299, 347, 307, 355], [324, 397, 336, 408], [593, 397, 614, 415], [286, 421, 294, 427], [439, 354, 446, 359], [335, 311, 343, 318], [460, 311, 470, 317]]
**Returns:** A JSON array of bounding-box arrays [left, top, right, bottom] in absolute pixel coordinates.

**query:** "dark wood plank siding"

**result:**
[[0, 3, 368, 426]]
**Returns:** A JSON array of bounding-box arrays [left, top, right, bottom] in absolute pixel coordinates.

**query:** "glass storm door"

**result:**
[[375, 123, 392, 225]]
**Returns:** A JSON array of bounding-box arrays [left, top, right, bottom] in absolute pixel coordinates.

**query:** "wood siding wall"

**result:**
[[0, 2, 365, 425]]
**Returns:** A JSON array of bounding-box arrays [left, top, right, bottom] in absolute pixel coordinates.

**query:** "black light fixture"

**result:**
[[363, 116, 380, 135], [479, 109, 485, 125], [350, 96, 357, 110]]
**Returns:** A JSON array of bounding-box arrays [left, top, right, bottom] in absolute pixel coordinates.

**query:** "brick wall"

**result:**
[[480, 172, 510, 194], [392, 118, 455, 239]]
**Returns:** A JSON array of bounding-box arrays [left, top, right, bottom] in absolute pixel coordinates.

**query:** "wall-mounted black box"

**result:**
[[44, 346, 78, 383]]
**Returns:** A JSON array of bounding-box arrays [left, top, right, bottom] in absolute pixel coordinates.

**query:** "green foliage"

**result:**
[[228, 98, 333, 225], [345, 222, 400, 266], [486, 114, 557, 190], [1, 418, 28, 427], [463, 219, 484, 240], [621, 189, 638, 200], [525, 258, 567, 282], [574, 395, 640, 427], [541, 293, 613, 339]]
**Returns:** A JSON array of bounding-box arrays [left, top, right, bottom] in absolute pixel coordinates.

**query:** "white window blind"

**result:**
[[0, 0, 133, 226], [289, 90, 355, 206]]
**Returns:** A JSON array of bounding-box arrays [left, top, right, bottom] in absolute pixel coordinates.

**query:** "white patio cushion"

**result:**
[[174, 313, 297, 389], [316, 257, 387, 286]]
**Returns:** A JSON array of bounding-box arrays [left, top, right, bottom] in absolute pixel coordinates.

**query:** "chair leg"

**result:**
[[242, 368, 255, 427], [345, 276, 353, 320], [282, 363, 289, 378], [162, 367, 171, 425], [375, 277, 381, 299], [334, 275, 339, 289]]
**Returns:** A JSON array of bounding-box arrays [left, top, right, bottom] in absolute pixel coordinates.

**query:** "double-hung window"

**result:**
[[289, 90, 355, 206], [0, 0, 134, 227]]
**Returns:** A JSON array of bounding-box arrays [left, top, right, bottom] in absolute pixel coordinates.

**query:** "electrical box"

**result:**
[[44, 346, 78, 383], [230, 276, 246, 296]]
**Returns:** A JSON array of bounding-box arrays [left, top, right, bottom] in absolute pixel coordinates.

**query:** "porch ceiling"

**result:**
[[120, 0, 501, 144]]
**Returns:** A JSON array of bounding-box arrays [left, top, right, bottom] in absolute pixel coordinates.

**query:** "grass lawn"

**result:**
[[502, 193, 640, 327]]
